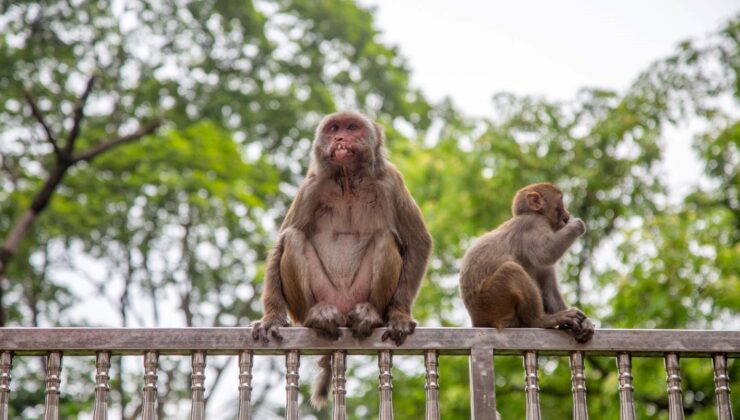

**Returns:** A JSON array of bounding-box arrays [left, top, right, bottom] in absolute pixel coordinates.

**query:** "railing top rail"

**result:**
[[0, 327, 737, 357]]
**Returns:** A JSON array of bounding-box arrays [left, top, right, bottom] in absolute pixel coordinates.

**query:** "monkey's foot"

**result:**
[[347, 303, 383, 339], [382, 313, 417, 346], [251, 317, 289, 344], [304, 303, 347, 340]]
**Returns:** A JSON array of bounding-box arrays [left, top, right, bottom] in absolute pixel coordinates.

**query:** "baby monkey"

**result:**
[[459, 183, 594, 342]]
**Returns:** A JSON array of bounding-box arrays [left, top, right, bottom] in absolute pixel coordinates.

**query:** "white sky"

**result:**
[[362, 0, 738, 115], [360, 0, 739, 201]]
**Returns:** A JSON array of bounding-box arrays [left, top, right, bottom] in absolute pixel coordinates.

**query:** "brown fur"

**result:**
[[459, 183, 594, 343], [252, 112, 432, 409]]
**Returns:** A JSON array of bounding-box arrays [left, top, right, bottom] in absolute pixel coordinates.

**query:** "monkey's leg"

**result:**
[[282, 228, 348, 339], [468, 261, 535, 329], [344, 233, 400, 339]]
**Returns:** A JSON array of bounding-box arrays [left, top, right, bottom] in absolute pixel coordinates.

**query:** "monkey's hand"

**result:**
[[568, 217, 587, 236], [251, 317, 289, 344], [573, 316, 595, 343], [382, 313, 417, 346]]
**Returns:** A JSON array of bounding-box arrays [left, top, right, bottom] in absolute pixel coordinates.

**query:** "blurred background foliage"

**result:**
[[0, 0, 737, 418]]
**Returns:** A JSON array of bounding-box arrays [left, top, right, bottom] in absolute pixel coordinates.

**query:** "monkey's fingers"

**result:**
[[269, 325, 284, 342], [382, 318, 417, 346], [574, 318, 595, 343]]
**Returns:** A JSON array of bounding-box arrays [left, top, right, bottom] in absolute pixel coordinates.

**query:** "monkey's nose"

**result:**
[[562, 214, 570, 224]]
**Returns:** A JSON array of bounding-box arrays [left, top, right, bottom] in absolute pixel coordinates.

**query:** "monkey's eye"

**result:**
[[329, 124, 339, 132], [347, 123, 359, 130]]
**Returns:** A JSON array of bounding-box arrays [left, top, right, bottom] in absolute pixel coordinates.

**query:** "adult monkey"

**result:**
[[252, 111, 432, 408], [459, 183, 594, 343]]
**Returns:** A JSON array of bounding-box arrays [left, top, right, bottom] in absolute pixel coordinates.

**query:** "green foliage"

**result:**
[[0, 1, 738, 418]]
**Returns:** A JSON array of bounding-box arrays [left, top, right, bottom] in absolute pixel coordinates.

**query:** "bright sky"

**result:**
[[360, 0, 739, 201], [362, 0, 738, 115]]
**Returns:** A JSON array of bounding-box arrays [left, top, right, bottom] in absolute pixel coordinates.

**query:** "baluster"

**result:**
[[190, 351, 206, 420], [570, 352, 589, 420], [664, 353, 685, 420], [237, 350, 254, 420], [616, 353, 636, 420], [43, 351, 62, 420], [285, 350, 300, 420], [523, 351, 541, 420], [469, 347, 496, 420], [425, 350, 440, 420], [0, 351, 12, 420], [378, 350, 394, 420], [332, 351, 347, 420], [712, 354, 733, 420], [93, 352, 111, 420], [142, 351, 159, 420]]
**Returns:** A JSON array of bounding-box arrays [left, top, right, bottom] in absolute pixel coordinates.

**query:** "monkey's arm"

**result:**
[[528, 218, 585, 266], [540, 269, 568, 313], [251, 235, 290, 342], [383, 171, 432, 344], [252, 178, 318, 342]]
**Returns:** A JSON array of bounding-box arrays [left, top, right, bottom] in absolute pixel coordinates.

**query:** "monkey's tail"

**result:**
[[310, 354, 332, 410]]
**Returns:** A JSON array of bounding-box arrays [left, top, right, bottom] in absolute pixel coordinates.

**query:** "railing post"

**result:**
[[712, 353, 733, 420], [469, 346, 496, 420], [378, 350, 394, 420], [43, 351, 62, 420], [664, 353, 685, 420], [616, 353, 636, 420], [523, 351, 541, 420], [570, 351, 588, 420], [285, 350, 300, 420], [93, 351, 111, 420], [332, 350, 347, 420], [142, 350, 159, 420], [237, 350, 254, 420], [0, 351, 12, 420], [424, 350, 440, 420], [190, 351, 206, 420]]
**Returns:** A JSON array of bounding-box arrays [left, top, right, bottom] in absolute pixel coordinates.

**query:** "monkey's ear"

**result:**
[[526, 192, 544, 211], [373, 122, 385, 146]]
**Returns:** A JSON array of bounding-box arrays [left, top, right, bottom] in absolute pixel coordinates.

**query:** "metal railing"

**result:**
[[0, 327, 737, 420]]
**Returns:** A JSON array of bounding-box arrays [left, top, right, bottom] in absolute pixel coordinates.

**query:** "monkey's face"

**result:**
[[315, 115, 374, 171], [549, 196, 570, 230]]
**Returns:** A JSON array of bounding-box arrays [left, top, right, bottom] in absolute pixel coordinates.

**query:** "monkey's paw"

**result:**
[[304, 303, 347, 340], [573, 316, 595, 343], [347, 303, 383, 339], [251, 317, 289, 344], [569, 218, 587, 236], [382, 315, 417, 346]]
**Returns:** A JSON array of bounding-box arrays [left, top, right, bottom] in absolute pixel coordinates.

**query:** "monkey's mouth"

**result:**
[[330, 143, 355, 161]]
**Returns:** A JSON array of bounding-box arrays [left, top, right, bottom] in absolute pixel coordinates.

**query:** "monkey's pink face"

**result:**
[[321, 117, 369, 168]]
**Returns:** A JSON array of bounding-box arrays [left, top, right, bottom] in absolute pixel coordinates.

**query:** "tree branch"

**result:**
[[64, 74, 97, 154], [24, 92, 62, 157], [72, 118, 162, 163]]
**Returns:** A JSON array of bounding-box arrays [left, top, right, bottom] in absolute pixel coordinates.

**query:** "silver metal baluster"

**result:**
[[523, 351, 541, 420], [43, 351, 62, 420], [0, 351, 12, 420], [237, 350, 254, 420], [142, 351, 159, 420], [469, 347, 496, 420], [570, 351, 589, 420], [378, 350, 394, 420], [713, 354, 733, 420], [425, 350, 440, 420], [332, 351, 347, 420], [664, 353, 685, 420], [616, 353, 636, 420], [93, 352, 111, 420], [285, 350, 300, 420], [190, 351, 206, 420]]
